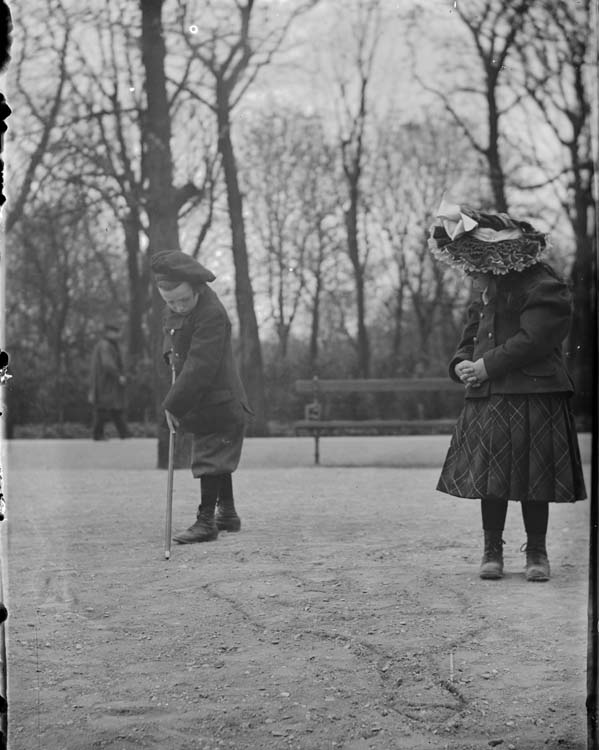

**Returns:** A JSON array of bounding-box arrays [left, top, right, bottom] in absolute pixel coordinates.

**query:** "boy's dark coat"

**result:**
[[450, 263, 574, 397], [161, 285, 251, 434]]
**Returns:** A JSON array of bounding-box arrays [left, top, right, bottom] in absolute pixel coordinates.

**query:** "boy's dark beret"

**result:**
[[150, 250, 216, 284]]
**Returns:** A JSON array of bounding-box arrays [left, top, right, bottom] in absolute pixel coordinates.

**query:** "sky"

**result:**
[[246, 0, 464, 123]]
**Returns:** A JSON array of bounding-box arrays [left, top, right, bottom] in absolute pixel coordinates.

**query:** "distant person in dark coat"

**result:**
[[89, 321, 130, 440], [151, 249, 252, 545], [429, 199, 586, 583]]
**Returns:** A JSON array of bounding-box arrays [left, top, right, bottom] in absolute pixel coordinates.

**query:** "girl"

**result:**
[[429, 200, 586, 581], [151, 250, 252, 544]]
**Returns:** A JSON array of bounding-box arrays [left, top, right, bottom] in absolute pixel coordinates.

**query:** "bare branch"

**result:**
[[6, 15, 71, 231]]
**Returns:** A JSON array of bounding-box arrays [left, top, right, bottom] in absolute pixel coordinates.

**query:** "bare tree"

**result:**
[[240, 109, 339, 361], [240, 112, 305, 357], [371, 115, 484, 373], [140, 0, 200, 467], [168, 0, 319, 433], [370, 119, 411, 373], [513, 0, 595, 413], [329, 0, 386, 377], [6, 190, 127, 425], [62, 5, 149, 365], [303, 202, 341, 372], [411, 0, 533, 212], [63, 4, 217, 367], [6, 0, 72, 232]]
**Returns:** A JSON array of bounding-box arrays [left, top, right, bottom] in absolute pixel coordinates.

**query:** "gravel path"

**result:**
[[1, 436, 592, 750]]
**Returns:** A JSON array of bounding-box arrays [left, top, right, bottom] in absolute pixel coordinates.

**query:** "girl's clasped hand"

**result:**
[[455, 358, 489, 388]]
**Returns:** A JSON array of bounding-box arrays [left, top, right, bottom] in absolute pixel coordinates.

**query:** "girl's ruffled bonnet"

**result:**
[[427, 198, 548, 275]]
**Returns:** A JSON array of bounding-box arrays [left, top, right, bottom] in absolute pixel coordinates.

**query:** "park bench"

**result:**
[[294, 376, 464, 464]]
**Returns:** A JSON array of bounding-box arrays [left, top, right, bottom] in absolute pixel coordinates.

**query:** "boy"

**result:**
[[151, 250, 251, 543]]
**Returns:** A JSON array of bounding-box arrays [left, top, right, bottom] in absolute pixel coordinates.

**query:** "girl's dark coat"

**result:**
[[450, 263, 574, 398], [160, 285, 251, 435]]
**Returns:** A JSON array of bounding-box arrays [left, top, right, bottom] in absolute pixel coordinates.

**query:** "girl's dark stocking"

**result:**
[[521, 502, 550, 582], [481, 498, 508, 532], [520, 502, 549, 536]]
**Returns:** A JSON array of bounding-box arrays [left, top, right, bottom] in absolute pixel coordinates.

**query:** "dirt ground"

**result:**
[[1, 434, 592, 750]]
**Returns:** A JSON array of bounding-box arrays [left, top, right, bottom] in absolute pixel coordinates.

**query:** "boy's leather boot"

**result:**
[[479, 531, 504, 580], [215, 473, 241, 532], [172, 507, 218, 544], [523, 534, 550, 582], [173, 475, 219, 544]]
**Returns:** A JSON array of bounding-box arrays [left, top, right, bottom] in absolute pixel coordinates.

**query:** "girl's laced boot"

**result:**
[[522, 534, 550, 582], [480, 531, 504, 580]]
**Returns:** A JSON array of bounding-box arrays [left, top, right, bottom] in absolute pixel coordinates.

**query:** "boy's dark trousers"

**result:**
[[92, 408, 130, 440]]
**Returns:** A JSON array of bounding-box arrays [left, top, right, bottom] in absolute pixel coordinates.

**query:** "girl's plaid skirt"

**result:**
[[437, 393, 586, 503]]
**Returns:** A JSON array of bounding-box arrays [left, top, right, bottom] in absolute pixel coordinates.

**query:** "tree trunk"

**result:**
[[565, 122, 595, 422], [140, 0, 191, 468], [355, 273, 369, 377], [276, 322, 290, 360], [568, 232, 595, 423], [391, 284, 405, 375], [123, 210, 145, 367], [308, 228, 327, 372], [216, 94, 267, 435], [344, 190, 370, 377], [309, 278, 322, 372], [485, 70, 508, 213]]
